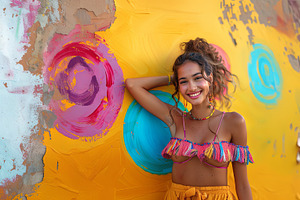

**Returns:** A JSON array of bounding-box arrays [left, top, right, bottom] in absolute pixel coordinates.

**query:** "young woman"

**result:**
[[125, 38, 253, 200]]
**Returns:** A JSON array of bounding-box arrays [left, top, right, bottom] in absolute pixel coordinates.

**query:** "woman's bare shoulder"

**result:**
[[224, 111, 245, 124], [223, 111, 247, 145]]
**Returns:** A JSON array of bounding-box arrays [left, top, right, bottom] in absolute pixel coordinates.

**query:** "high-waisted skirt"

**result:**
[[164, 182, 237, 200]]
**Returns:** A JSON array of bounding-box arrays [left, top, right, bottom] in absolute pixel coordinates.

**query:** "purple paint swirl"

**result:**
[[56, 56, 99, 106]]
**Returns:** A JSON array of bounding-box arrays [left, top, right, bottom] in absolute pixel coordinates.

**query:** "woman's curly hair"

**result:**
[[171, 38, 238, 109]]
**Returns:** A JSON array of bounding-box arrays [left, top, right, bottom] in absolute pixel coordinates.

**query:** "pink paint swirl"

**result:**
[[44, 26, 124, 139], [211, 44, 231, 71], [211, 44, 231, 97]]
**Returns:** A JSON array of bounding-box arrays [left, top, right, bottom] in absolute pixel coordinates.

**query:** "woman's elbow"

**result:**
[[125, 78, 134, 89]]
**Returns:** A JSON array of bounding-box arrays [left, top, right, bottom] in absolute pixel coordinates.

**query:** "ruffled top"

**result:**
[[161, 112, 254, 165], [161, 137, 254, 164]]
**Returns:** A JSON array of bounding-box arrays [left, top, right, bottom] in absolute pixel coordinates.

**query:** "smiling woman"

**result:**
[[125, 38, 254, 200], [177, 60, 211, 106]]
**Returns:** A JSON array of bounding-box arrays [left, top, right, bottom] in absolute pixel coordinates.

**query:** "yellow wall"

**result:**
[[9, 0, 300, 199]]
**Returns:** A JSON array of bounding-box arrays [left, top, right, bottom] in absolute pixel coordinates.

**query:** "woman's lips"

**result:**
[[188, 91, 202, 99]]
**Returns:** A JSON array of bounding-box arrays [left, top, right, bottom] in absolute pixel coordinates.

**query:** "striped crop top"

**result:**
[[161, 112, 254, 167]]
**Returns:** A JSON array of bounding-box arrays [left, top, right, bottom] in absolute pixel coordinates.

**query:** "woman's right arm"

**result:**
[[125, 76, 173, 126]]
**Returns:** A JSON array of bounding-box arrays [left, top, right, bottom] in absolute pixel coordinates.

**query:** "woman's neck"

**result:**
[[189, 100, 213, 119]]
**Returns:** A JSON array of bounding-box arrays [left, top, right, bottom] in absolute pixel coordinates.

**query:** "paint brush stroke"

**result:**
[[248, 44, 283, 105], [44, 25, 124, 139], [123, 90, 185, 175]]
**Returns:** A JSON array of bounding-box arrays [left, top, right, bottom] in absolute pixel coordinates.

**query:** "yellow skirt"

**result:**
[[164, 182, 237, 200]]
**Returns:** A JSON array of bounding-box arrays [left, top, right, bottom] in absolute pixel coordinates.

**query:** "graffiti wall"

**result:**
[[0, 0, 300, 199]]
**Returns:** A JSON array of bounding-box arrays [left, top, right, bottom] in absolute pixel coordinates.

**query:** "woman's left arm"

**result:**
[[229, 112, 253, 200]]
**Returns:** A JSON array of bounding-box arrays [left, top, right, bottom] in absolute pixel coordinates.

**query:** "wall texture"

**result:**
[[0, 0, 300, 199]]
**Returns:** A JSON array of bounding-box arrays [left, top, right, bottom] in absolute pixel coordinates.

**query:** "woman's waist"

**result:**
[[169, 181, 231, 192]]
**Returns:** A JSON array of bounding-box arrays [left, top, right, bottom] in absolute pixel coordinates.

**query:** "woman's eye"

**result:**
[[179, 81, 187, 84], [195, 76, 203, 80]]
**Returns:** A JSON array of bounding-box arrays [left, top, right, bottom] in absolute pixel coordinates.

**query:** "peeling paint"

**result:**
[[287, 0, 300, 31], [0, 1, 44, 198], [246, 26, 254, 45], [39, 110, 57, 130], [281, 134, 286, 158], [74, 8, 92, 25], [230, 24, 237, 32], [228, 31, 237, 45], [287, 54, 300, 72], [54, 0, 116, 34], [10, 0, 41, 43], [218, 16, 224, 24], [239, 1, 254, 24], [42, 84, 54, 106], [222, 3, 232, 22], [250, 0, 279, 26], [219, 0, 256, 45]]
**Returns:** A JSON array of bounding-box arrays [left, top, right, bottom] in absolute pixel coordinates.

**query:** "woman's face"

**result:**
[[177, 61, 212, 106]]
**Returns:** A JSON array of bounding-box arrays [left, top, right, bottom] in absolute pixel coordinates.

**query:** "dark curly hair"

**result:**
[[171, 38, 238, 109]]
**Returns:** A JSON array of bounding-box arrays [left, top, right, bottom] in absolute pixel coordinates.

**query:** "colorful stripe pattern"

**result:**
[[162, 137, 254, 165]]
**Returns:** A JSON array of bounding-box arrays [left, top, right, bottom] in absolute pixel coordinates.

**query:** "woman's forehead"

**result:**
[[177, 62, 203, 76]]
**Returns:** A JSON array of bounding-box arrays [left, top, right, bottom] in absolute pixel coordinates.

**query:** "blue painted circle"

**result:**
[[248, 44, 283, 105], [123, 90, 185, 174]]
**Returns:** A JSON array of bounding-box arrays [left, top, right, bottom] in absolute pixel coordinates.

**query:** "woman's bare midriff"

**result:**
[[171, 156, 228, 187]]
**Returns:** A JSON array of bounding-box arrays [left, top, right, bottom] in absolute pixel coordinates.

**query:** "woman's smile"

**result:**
[[187, 90, 202, 99]]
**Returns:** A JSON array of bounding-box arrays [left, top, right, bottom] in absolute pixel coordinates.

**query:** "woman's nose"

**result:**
[[188, 81, 197, 91]]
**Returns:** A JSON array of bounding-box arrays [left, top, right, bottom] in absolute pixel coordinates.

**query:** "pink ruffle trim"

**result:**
[[162, 137, 254, 165]]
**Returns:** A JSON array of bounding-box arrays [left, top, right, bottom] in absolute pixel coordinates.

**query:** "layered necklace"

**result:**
[[189, 106, 215, 121]]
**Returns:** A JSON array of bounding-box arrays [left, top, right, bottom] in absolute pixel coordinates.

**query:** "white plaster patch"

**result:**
[[0, 2, 42, 184]]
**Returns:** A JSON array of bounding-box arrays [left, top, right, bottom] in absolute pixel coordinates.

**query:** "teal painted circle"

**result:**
[[248, 44, 283, 105], [123, 90, 185, 174]]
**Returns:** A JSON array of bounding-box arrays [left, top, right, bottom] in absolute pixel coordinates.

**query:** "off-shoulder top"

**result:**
[[161, 112, 254, 168]]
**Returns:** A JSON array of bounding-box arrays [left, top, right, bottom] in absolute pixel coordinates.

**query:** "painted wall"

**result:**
[[0, 0, 300, 199]]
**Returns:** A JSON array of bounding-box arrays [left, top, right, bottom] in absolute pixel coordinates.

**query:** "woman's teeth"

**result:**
[[189, 91, 201, 97]]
